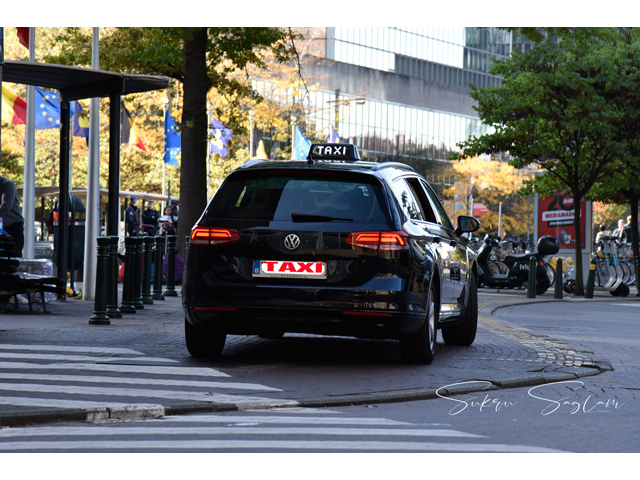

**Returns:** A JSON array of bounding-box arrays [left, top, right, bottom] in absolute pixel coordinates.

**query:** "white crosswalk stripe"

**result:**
[[0, 343, 287, 410], [0, 412, 564, 453]]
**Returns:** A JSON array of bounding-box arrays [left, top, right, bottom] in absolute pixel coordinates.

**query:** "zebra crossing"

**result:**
[[0, 408, 564, 452], [0, 342, 295, 415]]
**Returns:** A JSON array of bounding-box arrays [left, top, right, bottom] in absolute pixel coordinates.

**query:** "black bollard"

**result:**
[[106, 236, 122, 318], [585, 259, 596, 299], [133, 237, 145, 309], [554, 258, 563, 300], [89, 237, 111, 325], [163, 234, 178, 297], [120, 237, 137, 313], [141, 236, 154, 304], [527, 256, 537, 298], [152, 235, 165, 300]]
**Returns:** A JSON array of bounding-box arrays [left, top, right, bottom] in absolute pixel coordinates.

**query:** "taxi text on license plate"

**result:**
[[253, 260, 327, 279]]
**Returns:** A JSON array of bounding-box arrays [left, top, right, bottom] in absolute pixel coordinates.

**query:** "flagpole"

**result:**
[[82, 27, 101, 300], [162, 98, 168, 204], [291, 116, 296, 160], [23, 27, 36, 259], [249, 111, 254, 159]]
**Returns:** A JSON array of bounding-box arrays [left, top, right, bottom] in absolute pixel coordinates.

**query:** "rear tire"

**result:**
[[442, 274, 478, 346], [185, 319, 226, 358], [399, 283, 437, 364]]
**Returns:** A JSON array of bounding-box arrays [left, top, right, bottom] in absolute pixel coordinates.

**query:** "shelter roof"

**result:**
[[2, 60, 171, 101]]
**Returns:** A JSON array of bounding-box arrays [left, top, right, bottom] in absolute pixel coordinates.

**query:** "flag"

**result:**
[[16, 28, 29, 49], [209, 116, 232, 157], [326, 129, 339, 143], [294, 126, 312, 160], [1, 85, 27, 125], [34, 87, 64, 129], [121, 107, 147, 152], [163, 110, 181, 166], [73, 101, 89, 145], [254, 140, 269, 159]]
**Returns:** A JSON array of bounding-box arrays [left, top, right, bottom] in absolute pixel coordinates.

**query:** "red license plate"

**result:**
[[253, 260, 327, 279]]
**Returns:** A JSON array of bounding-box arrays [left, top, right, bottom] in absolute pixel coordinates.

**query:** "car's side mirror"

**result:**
[[456, 215, 480, 236]]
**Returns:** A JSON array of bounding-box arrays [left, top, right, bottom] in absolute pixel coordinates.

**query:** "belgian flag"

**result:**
[[121, 107, 148, 152], [1, 85, 27, 125]]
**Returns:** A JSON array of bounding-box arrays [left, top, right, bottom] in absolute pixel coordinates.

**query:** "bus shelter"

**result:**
[[1, 59, 170, 297]]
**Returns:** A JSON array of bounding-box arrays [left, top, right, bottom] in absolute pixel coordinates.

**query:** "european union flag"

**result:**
[[209, 116, 232, 157], [34, 87, 77, 129], [164, 110, 181, 166], [326, 129, 339, 143], [295, 126, 312, 160]]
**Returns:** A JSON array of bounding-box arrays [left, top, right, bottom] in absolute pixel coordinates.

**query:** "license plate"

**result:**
[[253, 260, 327, 279]]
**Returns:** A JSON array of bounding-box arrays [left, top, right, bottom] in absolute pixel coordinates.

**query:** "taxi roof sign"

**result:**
[[307, 143, 360, 163]]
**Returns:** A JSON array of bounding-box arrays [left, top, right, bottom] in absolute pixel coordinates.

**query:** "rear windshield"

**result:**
[[205, 171, 390, 223]]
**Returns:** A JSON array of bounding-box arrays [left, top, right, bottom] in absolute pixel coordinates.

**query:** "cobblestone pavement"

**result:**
[[0, 286, 631, 426]]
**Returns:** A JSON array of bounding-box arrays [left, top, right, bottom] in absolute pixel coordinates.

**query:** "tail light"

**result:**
[[347, 231, 409, 251], [190, 227, 240, 245]]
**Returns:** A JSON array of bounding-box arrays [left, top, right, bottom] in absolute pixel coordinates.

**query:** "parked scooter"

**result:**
[[476, 234, 559, 294]]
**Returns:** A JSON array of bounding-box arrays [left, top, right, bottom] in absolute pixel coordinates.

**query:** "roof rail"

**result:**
[[371, 162, 416, 172]]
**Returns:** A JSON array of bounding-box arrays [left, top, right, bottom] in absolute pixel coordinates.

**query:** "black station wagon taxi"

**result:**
[[182, 143, 480, 364]]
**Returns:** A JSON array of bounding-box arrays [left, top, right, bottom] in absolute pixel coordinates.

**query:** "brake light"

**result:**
[[190, 227, 240, 245], [347, 231, 409, 251]]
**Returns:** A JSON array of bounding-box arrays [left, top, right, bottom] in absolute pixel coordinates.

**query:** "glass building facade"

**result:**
[[288, 27, 525, 164]]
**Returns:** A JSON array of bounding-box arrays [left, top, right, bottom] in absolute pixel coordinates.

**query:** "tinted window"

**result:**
[[420, 179, 454, 230], [392, 178, 429, 222], [206, 172, 389, 223]]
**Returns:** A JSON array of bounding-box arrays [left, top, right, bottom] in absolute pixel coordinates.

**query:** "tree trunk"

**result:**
[[177, 28, 210, 255]]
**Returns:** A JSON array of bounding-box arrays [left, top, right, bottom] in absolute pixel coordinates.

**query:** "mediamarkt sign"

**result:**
[[537, 192, 585, 249]]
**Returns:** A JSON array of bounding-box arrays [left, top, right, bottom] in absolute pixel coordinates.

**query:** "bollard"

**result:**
[[106, 236, 122, 318], [554, 258, 563, 299], [133, 237, 145, 309], [585, 259, 596, 299], [120, 237, 137, 313], [152, 235, 165, 300], [89, 237, 111, 325], [527, 256, 537, 298], [163, 234, 178, 297], [141, 236, 154, 304]]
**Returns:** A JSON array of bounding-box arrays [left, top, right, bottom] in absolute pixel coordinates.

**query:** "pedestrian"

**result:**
[[612, 219, 625, 239], [621, 215, 639, 243], [595, 223, 610, 245], [157, 215, 176, 236], [141, 199, 159, 236], [125, 196, 141, 236], [170, 200, 179, 227], [0, 176, 25, 256]]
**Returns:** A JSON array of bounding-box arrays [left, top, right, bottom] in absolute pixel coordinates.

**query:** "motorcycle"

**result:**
[[476, 234, 559, 295]]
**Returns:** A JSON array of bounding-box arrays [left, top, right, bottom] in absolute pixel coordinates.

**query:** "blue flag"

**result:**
[[295, 126, 312, 160], [163, 110, 181, 166], [34, 87, 76, 129], [210, 116, 232, 157], [73, 101, 89, 145], [326, 129, 339, 143]]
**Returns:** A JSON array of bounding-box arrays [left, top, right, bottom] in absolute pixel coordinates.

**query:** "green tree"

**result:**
[[44, 27, 300, 252], [450, 29, 624, 296]]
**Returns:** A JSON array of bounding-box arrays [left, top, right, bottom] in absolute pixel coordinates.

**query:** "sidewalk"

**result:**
[[0, 284, 636, 427]]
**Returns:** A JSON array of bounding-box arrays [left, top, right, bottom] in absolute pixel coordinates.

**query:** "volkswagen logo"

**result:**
[[284, 234, 301, 251]]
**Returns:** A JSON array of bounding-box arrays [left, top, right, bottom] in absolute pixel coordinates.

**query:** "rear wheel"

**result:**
[[184, 319, 226, 358], [399, 283, 437, 364], [442, 274, 478, 346]]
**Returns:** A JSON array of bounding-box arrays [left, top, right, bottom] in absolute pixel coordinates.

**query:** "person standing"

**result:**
[[612, 219, 625, 239], [0, 176, 25, 257], [141, 199, 159, 236], [125, 196, 141, 236]]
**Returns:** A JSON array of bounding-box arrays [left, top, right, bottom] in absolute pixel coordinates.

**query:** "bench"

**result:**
[[0, 234, 66, 311]]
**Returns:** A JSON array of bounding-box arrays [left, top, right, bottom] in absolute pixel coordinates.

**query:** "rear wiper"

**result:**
[[291, 213, 353, 222]]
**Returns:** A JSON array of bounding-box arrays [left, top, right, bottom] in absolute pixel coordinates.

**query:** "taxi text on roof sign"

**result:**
[[307, 143, 361, 162]]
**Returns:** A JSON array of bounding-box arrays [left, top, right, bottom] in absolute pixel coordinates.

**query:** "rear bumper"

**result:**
[[183, 304, 425, 339]]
